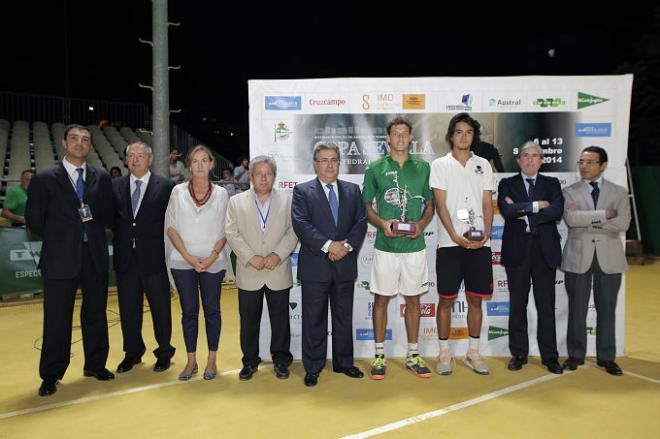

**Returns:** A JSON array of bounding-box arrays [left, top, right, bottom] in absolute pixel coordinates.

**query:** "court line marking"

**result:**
[[0, 368, 241, 420], [339, 365, 659, 439]]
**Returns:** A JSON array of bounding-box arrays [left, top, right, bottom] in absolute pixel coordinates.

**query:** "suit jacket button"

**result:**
[[132, 223, 136, 227]]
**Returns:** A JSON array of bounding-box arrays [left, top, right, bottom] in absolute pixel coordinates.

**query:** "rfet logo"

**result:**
[[278, 181, 297, 190], [491, 252, 502, 265], [400, 303, 436, 317], [496, 279, 508, 288]]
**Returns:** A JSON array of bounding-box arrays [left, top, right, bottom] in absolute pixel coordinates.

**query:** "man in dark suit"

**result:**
[[292, 143, 368, 387], [561, 146, 630, 376], [112, 142, 176, 373], [498, 141, 564, 374], [26, 124, 115, 397]]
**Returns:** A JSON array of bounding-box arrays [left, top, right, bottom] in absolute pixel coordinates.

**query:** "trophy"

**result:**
[[383, 172, 425, 235], [457, 198, 484, 241]]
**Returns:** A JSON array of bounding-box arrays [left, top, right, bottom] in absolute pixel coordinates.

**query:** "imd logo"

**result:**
[[488, 326, 509, 340]]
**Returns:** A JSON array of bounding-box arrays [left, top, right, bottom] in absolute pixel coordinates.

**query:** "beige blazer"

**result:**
[[561, 179, 630, 274], [225, 189, 298, 291]]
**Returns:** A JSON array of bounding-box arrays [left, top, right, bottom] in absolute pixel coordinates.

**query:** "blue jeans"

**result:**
[[171, 269, 225, 353]]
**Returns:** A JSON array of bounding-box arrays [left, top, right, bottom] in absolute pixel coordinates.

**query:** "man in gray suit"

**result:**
[[225, 156, 298, 381], [561, 146, 630, 376]]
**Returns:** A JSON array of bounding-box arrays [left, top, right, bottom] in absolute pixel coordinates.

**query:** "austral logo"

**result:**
[[491, 226, 504, 240], [488, 326, 509, 340], [577, 92, 609, 109], [265, 96, 302, 111], [356, 328, 392, 341]]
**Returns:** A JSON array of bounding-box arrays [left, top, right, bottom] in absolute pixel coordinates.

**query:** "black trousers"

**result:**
[[564, 254, 621, 362], [40, 244, 109, 380], [116, 255, 174, 360], [238, 286, 292, 368], [301, 279, 355, 374], [505, 235, 559, 362]]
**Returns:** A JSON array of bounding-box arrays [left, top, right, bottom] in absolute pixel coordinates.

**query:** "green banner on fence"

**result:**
[[0, 227, 117, 296]]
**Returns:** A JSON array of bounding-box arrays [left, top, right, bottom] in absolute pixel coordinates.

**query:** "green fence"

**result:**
[[0, 227, 117, 297]]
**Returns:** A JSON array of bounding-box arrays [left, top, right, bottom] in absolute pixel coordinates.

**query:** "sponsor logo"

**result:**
[[265, 96, 302, 110], [575, 123, 612, 137], [496, 279, 509, 289], [357, 280, 370, 290], [308, 98, 347, 107], [532, 97, 567, 108], [491, 225, 504, 240], [361, 93, 398, 111], [488, 97, 522, 108], [578, 92, 609, 109], [9, 242, 41, 262], [488, 325, 509, 340], [452, 300, 467, 314], [487, 302, 510, 316], [446, 94, 473, 111], [290, 253, 298, 267], [274, 121, 291, 142], [356, 328, 392, 341], [450, 327, 469, 340], [400, 303, 436, 318], [402, 94, 426, 110], [289, 302, 298, 310], [587, 326, 597, 336], [366, 231, 377, 241], [491, 252, 502, 265], [278, 180, 297, 190]]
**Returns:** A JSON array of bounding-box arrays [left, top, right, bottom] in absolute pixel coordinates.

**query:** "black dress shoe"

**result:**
[[84, 368, 115, 381], [153, 358, 171, 372], [274, 363, 289, 379], [562, 357, 584, 371], [507, 356, 528, 371], [304, 372, 319, 387], [38, 379, 57, 397], [597, 360, 623, 376], [543, 360, 563, 375], [333, 366, 364, 378], [239, 365, 257, 381], [116, 356, 142, 373]]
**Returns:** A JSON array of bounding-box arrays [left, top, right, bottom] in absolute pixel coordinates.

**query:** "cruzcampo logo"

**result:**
[[488, 326, 509, 340], [578, 92, 609, 109], [587, 326, 597, 336]]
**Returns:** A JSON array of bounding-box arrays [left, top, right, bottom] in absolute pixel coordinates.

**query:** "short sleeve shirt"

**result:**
[[362, 155, 433, 253], [430, 152, 494, 248], [4, 185, 28, 216]]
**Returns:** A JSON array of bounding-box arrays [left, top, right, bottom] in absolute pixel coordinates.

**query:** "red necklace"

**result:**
[[188, 180, 213, 207]]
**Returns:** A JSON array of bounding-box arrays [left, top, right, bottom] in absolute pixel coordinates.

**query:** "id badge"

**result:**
[[79, 203, 94, 222]]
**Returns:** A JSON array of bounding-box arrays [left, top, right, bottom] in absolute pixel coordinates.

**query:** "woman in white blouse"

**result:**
[[165, 145, 228, 381]]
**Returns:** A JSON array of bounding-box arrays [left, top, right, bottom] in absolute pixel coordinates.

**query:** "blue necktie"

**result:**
[[131, 180, 142, 218], [327, 184, 338, 225], [526, 178, 535, 200], [590, 181, 599, 207], [76, 168, 88, 242]]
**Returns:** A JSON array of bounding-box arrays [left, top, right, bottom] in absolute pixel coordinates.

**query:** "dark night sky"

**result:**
[[0, 1, 653, 163]]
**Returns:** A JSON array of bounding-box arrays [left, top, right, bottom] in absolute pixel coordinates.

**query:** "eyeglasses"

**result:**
[[315, 158, 339, 165], [577, 160, 601, 166]]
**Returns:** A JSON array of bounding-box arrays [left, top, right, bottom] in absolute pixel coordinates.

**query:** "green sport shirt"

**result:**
[[4, 184, 28, 217], [362, 155, 433, 253]]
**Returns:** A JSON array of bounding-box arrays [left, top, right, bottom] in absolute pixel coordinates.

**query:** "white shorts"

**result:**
[[369, 249, 429, 296]]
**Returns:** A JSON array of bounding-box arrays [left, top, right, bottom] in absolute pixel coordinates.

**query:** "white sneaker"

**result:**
[[463, 350, 490, 375], [436, 348, 454, 375]]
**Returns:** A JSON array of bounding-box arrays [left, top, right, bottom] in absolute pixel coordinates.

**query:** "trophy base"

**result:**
[[463, 229, 484, 241], [392, 221, 417, 236]]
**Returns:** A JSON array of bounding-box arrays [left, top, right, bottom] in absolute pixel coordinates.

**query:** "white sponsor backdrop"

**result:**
[[247, 75, 633, 359]]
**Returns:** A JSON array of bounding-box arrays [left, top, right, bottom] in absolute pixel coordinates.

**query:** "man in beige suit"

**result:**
[[561, 146, 630, 376], [225, 156, 298, 380]]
